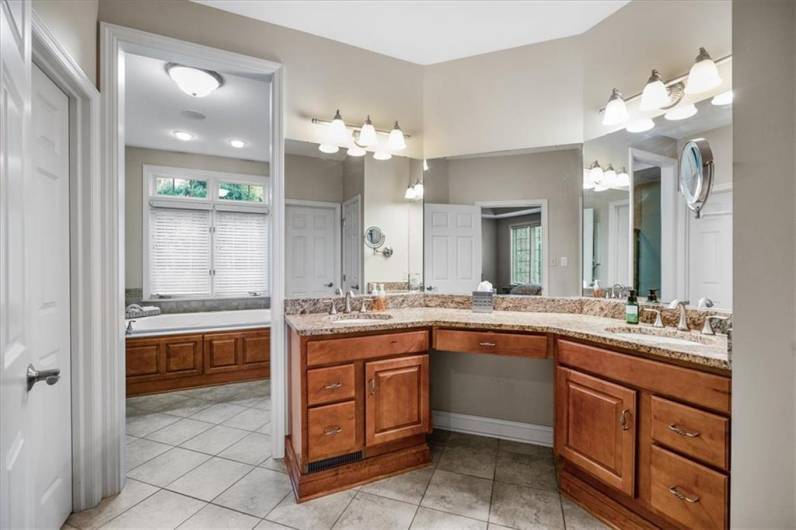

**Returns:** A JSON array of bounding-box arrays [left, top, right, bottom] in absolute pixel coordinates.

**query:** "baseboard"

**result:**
[[432, 410, 553, 447]]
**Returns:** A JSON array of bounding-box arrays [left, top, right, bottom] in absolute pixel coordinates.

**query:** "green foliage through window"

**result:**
[[511, 224, 543, 286], [219, 182, 265, 202], [155, 177, 207, 198]]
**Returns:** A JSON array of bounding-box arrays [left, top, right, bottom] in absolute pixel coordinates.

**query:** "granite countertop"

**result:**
[[286, 307, 730, 373]]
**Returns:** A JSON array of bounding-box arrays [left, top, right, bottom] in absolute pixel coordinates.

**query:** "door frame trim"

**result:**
[[30, 13, 104, 512], [100, 22, 286, 499], [285, 199, 342, 296]]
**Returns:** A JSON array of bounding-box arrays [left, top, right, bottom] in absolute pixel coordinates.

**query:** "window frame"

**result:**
[[142, 164, 269, 301], [509, 221, 542, 286]]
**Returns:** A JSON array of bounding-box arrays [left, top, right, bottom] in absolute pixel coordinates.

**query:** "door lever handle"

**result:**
[[27, 364, 60, 391]]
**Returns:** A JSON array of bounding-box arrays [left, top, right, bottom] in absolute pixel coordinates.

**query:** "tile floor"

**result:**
[[66, 381, 608, 530]]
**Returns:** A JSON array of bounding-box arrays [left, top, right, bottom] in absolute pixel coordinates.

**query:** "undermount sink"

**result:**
[[329, 313, 394, 325], [605, 326, 720, 347]]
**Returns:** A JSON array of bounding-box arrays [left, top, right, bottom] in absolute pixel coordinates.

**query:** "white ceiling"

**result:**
[[125, 53, 271, 162], [193, 0, 630, 65]]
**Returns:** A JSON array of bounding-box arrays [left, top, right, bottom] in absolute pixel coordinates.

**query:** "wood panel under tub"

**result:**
[[126, 327, 270, 396]]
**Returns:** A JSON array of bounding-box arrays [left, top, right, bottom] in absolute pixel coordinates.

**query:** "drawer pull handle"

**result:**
[[323, 425, 342, 436], [669, 486, 700, 503], [479, 342, 496, 347], [323, 382, 343, 390], [619, 409, 631, 430], [368, 378, 375, 395], [668, 424, 700, 438]]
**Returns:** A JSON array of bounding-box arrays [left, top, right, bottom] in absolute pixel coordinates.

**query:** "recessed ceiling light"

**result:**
[[172, 130, 194, 141], [229, 138, 247, 149], [166, 63, 224, 98]]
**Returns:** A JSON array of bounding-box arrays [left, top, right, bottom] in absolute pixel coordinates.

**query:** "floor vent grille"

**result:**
[[307, 451, 363, 473]]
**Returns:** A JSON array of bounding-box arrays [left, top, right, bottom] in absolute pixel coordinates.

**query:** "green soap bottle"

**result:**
[[625, 289, 639, 324]]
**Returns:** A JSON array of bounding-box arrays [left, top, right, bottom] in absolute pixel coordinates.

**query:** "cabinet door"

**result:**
[[163, 335, 203, 377], [365, 354, 430, 447], [556, 366, 637, 496], [240, 329, 270, 369], [204, 332, 241, 374]]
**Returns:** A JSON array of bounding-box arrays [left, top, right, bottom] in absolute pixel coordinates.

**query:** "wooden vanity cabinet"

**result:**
[[287, 328, 432, 501]]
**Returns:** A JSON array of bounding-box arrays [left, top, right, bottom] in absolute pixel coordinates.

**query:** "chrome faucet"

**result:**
[[125, 320, 136, 335], [643, 308, 664, 328], [345, 289, 355, 313], [329, 288, 343, 315], [697, 297, 714, 309], [667, 299, 690, 331], [702, 315, 729, 335]]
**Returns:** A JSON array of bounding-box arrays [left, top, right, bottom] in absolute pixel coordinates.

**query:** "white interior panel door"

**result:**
[[286, 203, 340, 298], [342, 195, 361, 293], [424, 203, 481, 294], [688, 189, 732, 309], [608, 200, 630, 287]]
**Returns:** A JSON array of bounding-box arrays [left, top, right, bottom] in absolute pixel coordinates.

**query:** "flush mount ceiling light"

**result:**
[[639, 70, 671, 111], [626, 118, 655, 133], [318, 143, 339, 154], [388, 121, 407, 151], [711, 90, 733, 106], [373, 150, 392, 161], [228, 138, 247, 149], [685, 47, 722, 95], [166, 63, 224, 98], [665, 103, 698, 121], [347, 144, 366, 157], [172, 130, 194, 141], [602, 89, 629, 126], [358, 115, 378, 147]]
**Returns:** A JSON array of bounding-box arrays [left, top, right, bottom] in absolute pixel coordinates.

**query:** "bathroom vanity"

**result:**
[[286, 302, 730, 529]]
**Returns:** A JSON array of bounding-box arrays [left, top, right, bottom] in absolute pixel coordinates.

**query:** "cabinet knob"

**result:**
[[668, 486, 700, 503], [668, 424, 700, 438], [619, 409, 631, 431]]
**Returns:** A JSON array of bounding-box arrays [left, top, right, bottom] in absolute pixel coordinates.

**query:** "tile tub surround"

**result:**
[[286, 307, 730, 371], [126, 288, 270, 314]]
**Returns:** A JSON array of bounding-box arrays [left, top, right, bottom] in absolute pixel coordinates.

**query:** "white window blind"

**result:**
[[214, 210, 269, 296], [149, 207, 212, 296]]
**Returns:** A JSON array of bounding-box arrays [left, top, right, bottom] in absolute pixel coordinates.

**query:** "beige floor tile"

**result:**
[[178, 504, 260, 529], [437, 445, 497, 480], [101, 489, 205, 529], [497, 440, 553, 458], [254, 521, 293, 529], [126, 437, 171, 471], [489, 482, 564, 530], [219, 432, 272, 465], [257, 422, 273, 435], [560, 497, 610, 530], [126, 412, 181, 437], [420, 470, 492, 521], [259, 457, 287, 473], [333, 492, 416, 530], [410, 507, 487, 530], [180, 425, 249, 455], [359, 466, 434, 505], [191, 402, 249, 424], [146, 418, 215, 445], [128, 393, 191, 414], [166, 457, 253, 502], [223, 408, 269, 431], [430, 445, 444, 467], [446, 432, 499, 451], [165, 399, 214, 419], [67, 479, 158, 529], [266, 488, 354, 530], [214, 467, 293, 518], [127, 447, 211, 487], [493, 450, 557, 491], [428, 429, 452, 446], [235, 397, 271, 410]]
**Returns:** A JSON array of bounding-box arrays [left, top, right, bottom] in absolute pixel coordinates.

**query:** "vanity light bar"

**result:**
[[311, 117, 413, 138]]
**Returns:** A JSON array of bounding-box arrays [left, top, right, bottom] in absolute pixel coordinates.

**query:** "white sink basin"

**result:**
[[605, 326, 720, 347], [329, 313, 393, 325]]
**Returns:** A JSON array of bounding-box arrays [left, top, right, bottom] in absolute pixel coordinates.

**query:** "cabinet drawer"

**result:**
[[307, 400, 359, 462], [307, 330, 428, 367], [434, 329, 548, 358], [651, 396, 729, 470], [650, 445, 727, 530], [307, 364, 356, 406]]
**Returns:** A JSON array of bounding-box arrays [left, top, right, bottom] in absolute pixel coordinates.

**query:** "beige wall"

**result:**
[[285, 154, 343, 203], [125, 147, 268, 289], [33, 0, 98, 85], [98, 0, 424, 158], [731, 1, 796, 526]]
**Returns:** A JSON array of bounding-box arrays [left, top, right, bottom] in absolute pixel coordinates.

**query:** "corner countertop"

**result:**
[[286, 308, 730, 374]]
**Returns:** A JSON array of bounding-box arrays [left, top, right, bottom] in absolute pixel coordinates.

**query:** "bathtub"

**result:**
[[126, 309, 271, 337]]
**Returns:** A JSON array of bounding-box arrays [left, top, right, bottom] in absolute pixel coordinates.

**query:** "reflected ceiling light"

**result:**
[[358, 115, 378, 147], [172, 130, 193, 141], [685, 47, 722, 95], [602, 88, 629, 126], [373, 150, 392, 161], [404, 184, 417, 200], [228, 138, 247, 149], [413, 180, 424, 198], [318, 143, 339, 154], [626, 118, 655, 133], [388, 121, 407, 151], [711, 90, 733, 106], [603, 164, 617, 187], [664, 103, 698, 121], [588, 160, 604, 184], [423, 159, 429, 171], [347, 144, 366, 157], [328, 109, 351, 145], [639, 70, 671, 111], [594, 182, 608, 192], [166, 63, 223, 98], [583, 168, 595, 190], [616, 167, 630, 188]]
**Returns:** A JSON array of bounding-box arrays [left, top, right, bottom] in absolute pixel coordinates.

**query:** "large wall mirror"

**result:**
[[284, 139, 424, 298], [582, 96, 732, 309]]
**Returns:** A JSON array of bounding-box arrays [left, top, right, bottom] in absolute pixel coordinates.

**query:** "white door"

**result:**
[[342, 195, 362, 293], [424, 203, 482, 294], [688, 189, 732, 309], [582, 208, 594, 288], [286, 202, 340, 298], [608, 200, 630, 286]]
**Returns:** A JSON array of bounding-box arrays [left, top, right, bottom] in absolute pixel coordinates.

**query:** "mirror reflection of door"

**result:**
[[423, 203, 482, 294], [342, 195, 362, 293], [285, 201, 340, 298]]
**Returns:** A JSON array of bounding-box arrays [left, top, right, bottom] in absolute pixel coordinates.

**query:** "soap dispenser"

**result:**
[[625, 289, 639, 324]]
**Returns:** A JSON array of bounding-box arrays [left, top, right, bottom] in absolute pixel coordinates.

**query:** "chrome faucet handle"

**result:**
[[329, 299, 337, 315], [334, 287, 343, 296], [360, 299, 369, 313], [702, 315, 729, 335], [697, 297, 714, 309], [125, 320, 136, 335], [643, 308, 664, 328]]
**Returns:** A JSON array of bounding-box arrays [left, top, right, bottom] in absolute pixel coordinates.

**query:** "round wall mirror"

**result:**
[[678, 138, 714, 218], [364, 226, 386, 249]]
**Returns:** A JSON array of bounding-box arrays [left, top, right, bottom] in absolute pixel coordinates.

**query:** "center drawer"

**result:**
[[307, 400, 358, 462], [433, 329, 548, 358]]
